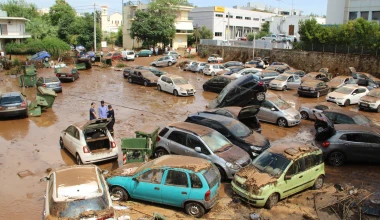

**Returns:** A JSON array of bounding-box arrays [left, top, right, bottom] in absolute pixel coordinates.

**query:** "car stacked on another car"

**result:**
[[36, 77, 62, 93], [269, 73, 301, 91], [298, 80, 330, 98], [326, 85, 369, 106], [202, 76, 232, 93], [223, 61, 244, 68], [301, 71, 331, 83], [157, 74, 196, 96], [30, 51, 51, 62], [265, 65, 290, 74], [150, 55, 177, 67], [128, 70, 159, 86], [0, 92, 28, 118], [359, 88, 380, 112], [328, 76, 357, 91], [229, 67, 262, 79]]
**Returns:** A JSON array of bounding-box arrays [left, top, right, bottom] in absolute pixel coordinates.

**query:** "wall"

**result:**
[[197, 44, 380, 76], [326, 0, 347, 24]]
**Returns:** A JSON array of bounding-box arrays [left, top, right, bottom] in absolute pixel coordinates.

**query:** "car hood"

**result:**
[[360, 95, 379, 103], [270, 79, 286, 85], [235, 165, 278, 191], [215, 144, 250, 165], [178, 84, 195, 90], [328, 81, 344, 88], [328, 91, 348, 99], [282, 107, 300, 117], [241, 132, 268, 147]]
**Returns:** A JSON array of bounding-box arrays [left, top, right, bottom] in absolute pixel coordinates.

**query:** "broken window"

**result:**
[[138, 169, 163, 184], [190, 173, 203, 188], [165, 170, 188, 187]]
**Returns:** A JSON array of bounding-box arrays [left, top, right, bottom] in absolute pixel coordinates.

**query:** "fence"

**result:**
[[200, 39, 293, 50], [294, 43, 380, 56]]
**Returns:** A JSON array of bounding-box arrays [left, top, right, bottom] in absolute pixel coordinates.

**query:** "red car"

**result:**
[[106, 52, 122, 60]]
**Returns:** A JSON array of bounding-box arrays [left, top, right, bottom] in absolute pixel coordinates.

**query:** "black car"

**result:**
[[185, 112, 270, 158], [223, 66, 245, 75], [208, 74, 267, 108], [203, 76, 232, 93], [55, 67, 80, 82], [128, 70, 159, 86], [298, 80, 330, 98], [123, 66, 167, 78], [244, 59, 269, 69], [223, 61, 243, 68], [0, 92, 28, 118]]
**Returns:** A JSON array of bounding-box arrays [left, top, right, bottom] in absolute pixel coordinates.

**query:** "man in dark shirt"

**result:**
[[89, 102, 97, 120], [107, 105, 115, 136]]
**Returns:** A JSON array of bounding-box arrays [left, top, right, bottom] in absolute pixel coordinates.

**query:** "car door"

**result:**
[[339, 133, 373, 161], [136, 72, 144, 84], [166, 78, 175, 93], [63, 126, 76, 154], [355, 88, 369, 103], [185, 134, 212, 160], [166, 131, 189, 155], [350, 89, 361, 104], [131, 169, 164, 203], [280, 157, 307, 198], [257, 100, 274, 122], [160, 170, 190, 207], [157, 57, 165, 67], [71, 127, 82, 154], [362, 133, 380, 162], [318, 82, 329, 95], [286, 75, 297, 89]]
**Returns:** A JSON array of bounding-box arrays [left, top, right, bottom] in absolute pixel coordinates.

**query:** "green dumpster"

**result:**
[[135, 125, 160, 150], [28, 98, 47, 117], [21, 65, 37, 87], [75, 62, 86, 70], [121, 138, 150, 164], [36, 86, 57, 108], [102, 58, 112, 66]]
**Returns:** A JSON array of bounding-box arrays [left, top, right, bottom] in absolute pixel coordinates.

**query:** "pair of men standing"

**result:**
[[90, 101, 115, 136]]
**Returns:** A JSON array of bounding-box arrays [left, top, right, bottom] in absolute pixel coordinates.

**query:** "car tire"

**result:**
[[144, 81, 148, 87], [328, 151, 345, 166], [76, 154, 83, 165], [256, 92, 266, 102], [277, 117, 288, 127], [300, 111, 309, 120], [44, 57, 49, 62], [157, 85, 162, 91], [282, 85, 287, 91], [128, 78, 133, 83], [261, 38, 265, 40], [185, 202, 205, 218], [344, 99, 350, 107], [111, 186, 129, 201], [313, 175, 324, 190], [173, 90, 178, 96], [155, 148, 168, 158], [216, 165, 227, 181], [168, 61, 172, 66], [59, 138, 64, 149], [264, 193, 279, 209]]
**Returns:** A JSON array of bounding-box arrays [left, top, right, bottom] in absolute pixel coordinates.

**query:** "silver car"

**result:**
[[269, 73, 301, 91], [150, 55, 177, 67], [36, 76, 62, 93], [257, 92, 301, 127], [155, 122, 252, 180], [190, 62, 207, 73], [298, 101, 341, 120], [183, 61, 197, 71]]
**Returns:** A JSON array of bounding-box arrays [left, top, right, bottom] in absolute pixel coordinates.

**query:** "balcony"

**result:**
[[0, 32, 31, 38]]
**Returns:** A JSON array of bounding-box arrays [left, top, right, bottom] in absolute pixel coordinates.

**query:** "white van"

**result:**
[[122, 50, 135, 61]]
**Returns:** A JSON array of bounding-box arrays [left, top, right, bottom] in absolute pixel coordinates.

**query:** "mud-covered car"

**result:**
[[185, 112, 270, 159], [284, 69, 306, 78], [41, 165, 114, 219], [203, 64, 227, 76], [245, 59, 269, 69], [265, 65, 290, 73], [256, 70, 280, 85], [298, 80, 330, 98], [326, 85, 369, 106], [298, 101, 341, 120], [232, 143, 325, 208], [157, 74, 196, 96], [150, 55, 177, 67], [155, 122, 252, 180], [222, 66, 245, 76], [301, 71, 332, 83], [128, 70, 159, 86], [36, 76, 62, 93], [207, 54, 223, 63], [202, 76, 232, 93], [59, 118, 119, 164], [328, 76, 357, 91], [223, 61, 243, 68], [209, 74, 267, 109], [269, 73, 301, 91], [107, 155, 220, 218], [349, 67, 380, 87], [55, 67, 80, 82], [230, 67, 262, 79], [0, 92, 28, 118], [359, 88, 380, 112], [190, 62, 207, 73], [123, 66, 167, 78], [183, 61, 197, 71]]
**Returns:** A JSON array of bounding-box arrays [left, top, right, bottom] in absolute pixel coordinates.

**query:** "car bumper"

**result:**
[[326, 97, 345, 105], [203, 192, 219, 210], [298, 90, 319, 97], [0, 108, 27, 117], [81, 152, 118, 164], [359, 102, 377, 110], [179, 91, 196, 96], [231, 181, 266, 206], [269, 85, 284, 90], [49, 87, 62, 93], [286, 118, 301, 126]]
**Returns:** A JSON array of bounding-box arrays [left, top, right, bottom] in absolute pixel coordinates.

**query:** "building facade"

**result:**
[[233, 2, 302, 16], [189, 6, 275, 41], [0, 11, 31, 52], [326, 0, 380, 24], [101, 6, 123, 33]]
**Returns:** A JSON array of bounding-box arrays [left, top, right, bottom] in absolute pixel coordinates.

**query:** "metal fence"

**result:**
[[200, 39, 293, 50], [295, 43, 380, 56]]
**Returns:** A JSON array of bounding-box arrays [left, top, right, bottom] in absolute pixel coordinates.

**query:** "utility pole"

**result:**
[[195, 24, 199, 46], [94, 3, 96, 52], [227, 12, 230, 43], [253, 32, 256, 59]]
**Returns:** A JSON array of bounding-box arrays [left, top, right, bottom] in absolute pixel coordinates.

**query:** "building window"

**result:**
[[236, 16, 243, 19], [215, 14, 223, 17], [253, 18, 259, 21], [245, 17, 251, 20], [361, 11, 369, 20], [225, 15, 233, 18], [215, 32, 222, 36], [373, 11, 380, 22], [349, 11, 358, 20]]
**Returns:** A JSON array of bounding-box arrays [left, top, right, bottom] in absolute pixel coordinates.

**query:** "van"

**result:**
[[122, 50, 135, 61]]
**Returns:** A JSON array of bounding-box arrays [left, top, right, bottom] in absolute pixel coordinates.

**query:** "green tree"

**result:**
[[68, 13, 102, 50], [298, 18, 320, 44], [115, 27, 123, 47], [261, 21, 270, 33], [26, 17, 58, 39], [49, 0, 76, 42], [0, 0, 39, 20]]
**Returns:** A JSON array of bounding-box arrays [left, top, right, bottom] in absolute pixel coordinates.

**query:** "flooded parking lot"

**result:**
[[1, 56, 380, 219]]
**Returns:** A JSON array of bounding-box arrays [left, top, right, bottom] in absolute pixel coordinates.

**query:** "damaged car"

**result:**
[[301, 71, 332, 83], [231, 143, 325, 209], [359, 88, 380, 112], [349, 67, 380, 87], [107, 155, 220, 218], [202, 76, 232, 93], [326, 85, 369, 106], [155, 122, 252, 180], [298, 101, 341, 120], [284, 69, 306, 78], [328, 76, 357, 91], [265, 65, 290, 74], [128, 70, 159, 86], [298, 80, 330, 98], [157, 74, 196, 96], [59, 118, 119, 164], [269, 73, 301, 91]]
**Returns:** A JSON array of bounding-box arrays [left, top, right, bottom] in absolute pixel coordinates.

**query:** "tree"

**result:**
[[68, 13, 102, 50], [247, 22, 271, 41], [49, 0, 76, 42], [0, 0, 39, 20], [115, 27, 123, 47], [26, 17, 58, 40]]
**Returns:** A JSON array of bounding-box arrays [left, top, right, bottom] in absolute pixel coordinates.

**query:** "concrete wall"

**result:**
[[198, 44, 380, 76]]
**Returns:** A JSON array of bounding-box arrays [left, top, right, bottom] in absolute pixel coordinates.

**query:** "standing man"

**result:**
[[107, 105, 115, 136], [90, 102, 97, 120], [98, 100, 108, 119], [155, 47, 158, 56]]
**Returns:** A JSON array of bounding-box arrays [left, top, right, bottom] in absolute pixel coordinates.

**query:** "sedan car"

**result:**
[[55, 67, 80, 82], [41, 165, 114, 219], [0, 92, 28, 118], [59, 118, 119, 164], [30, 51, 50, 62], [269, 73, 301, 91], [190, 62, 207, 73], [326, 85, 369, 106], [223, 61, 243, 68], [185, 112, 270, 159], [150, 55, 176, 67], [36, 77, 62, 93], [128, 70, 159, 86], [265, 65, 290, 73], [301, 72, 331, 83], [359, 88, 380, 112], [208, 54, 223, 63], [328, 76, 357, 91], [203, 64, 227, 76], [202, 76, 232, 93], [163, 51, 180, 59], [157, 74, 196, 96], [135, 49, 153, 57], [298, 101, 341, 120], [350, 67, 380, 86], [298, 80, 330, 98], [123, 66, 167, 78], [107, 155, 220, 218], [257, 92, 301, 127]]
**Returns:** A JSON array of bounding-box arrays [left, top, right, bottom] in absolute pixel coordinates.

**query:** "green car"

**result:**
[[135, 49, 153, 57], [231, 143, 325, 209]]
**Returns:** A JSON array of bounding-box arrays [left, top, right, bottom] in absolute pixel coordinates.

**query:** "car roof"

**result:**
[[332, 76, 350, 79], [339, 85, 365, 90], [168, 122, 213, 136], [268, 143, 321, 160], [137, 69, 152, 74], [335, 124, 380, 134], [280, 73, 294, 77], [189, 112, 237, 126], [1, 92, 22, 97], [306, 72, 323, 76], [285, 69, 302, 73], [324, 109, 364, 117], [148, 155, 212, 172]]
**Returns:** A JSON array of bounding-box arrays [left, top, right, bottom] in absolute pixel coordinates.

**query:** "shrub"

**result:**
[[116, 62, 127, 68]]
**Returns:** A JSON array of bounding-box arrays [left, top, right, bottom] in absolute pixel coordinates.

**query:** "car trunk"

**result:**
[[238, 105, 261, 130], [313, 111, 336, 141], [83, 119, 112, 153], [45, 77, 61, 88]]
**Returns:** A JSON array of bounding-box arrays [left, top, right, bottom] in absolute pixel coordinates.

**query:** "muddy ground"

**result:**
[[0, 56, 380, 220]]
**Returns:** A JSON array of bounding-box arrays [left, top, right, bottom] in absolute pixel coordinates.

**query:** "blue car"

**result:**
[[30, 51, 50, 62], [107, 155, 221, 218]]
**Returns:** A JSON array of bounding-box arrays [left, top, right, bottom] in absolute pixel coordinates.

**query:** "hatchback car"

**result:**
[[202, 76, 232, 93], [328, 76, 357, 91], [298, 80, 330, 98], [30, 51, 50, 62], [257, 92, 301, 127], [190, 62, 207, 73], [359, 88, 380, 112], [0, 92, 28, 118], [150, 55, 177, 67], [326, 85, 369, 106], [36, 77, 62, 93], [55, 67, 80, 82], [209, 74, 267, 109], [107, 155, 220, 218], [302, 72, 331, 83], [122, 50, 135, 61], [208, 54, 223, 63], [163, 51, 180, 59], [269, 73, 301, 91], [223, 61, 243, 68], [135, 49, 153, 57], [222, 66, 245, 76], [284, 69, 306, 78], [155, 122, 252, 180], [230, 67, 262, 79], [59, 118, 119, 164], [203, 64, 227, 76], [298, 101, 341, 120], [157, 74, 196, 96], [128, 70, 159, 86], [41, 165, 114, 219], [232, 143, 325, 208], [185, 112, 270, 159]]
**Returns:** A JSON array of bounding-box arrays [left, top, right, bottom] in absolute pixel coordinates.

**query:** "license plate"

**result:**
[[61, 74, 66, 77], [7, 106, 16, 109]]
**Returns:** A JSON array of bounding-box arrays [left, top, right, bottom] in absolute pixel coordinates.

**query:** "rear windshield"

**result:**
[[0, 96, 22, 104], [352, 115, 372, 125], [45, 77, 60, 83], [202, 165, 220, 189], [127, 52, 134, 55]]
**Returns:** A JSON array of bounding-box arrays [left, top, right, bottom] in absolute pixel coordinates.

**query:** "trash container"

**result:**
[[28, 97, 48, 117], [102, 58, 112, 66], [36, 86, 57, 108], [20, 65, 37, 87], [135, 125, 160, 150]]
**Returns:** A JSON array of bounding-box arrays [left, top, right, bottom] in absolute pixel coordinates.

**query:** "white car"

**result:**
[[326, 85, 369, 106], [230, 67, 262, 79], [122, 50, 135, 61], [203, 64, 228, 76], [207, 54, 223, 63], [183, 61, 197, 71], [359, 88, 380, 112], [59, 118, 119, 164], [157, 74, 196, 96]]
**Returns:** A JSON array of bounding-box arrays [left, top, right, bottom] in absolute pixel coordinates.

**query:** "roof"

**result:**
[[268, 142, 320, 160], [335, 124, 380, 134], [1, 91, 21, 97], [305, 72, 323, 76], [169, 122, 213, 136], [0, 17, 29, 21], [150, 155, 212, 172], [301, 79, 324, 86]]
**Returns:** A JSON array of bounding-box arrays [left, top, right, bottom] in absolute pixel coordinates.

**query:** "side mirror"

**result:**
[[102, 170, 109, 175], [352, 93, 357, 96], [194, 147, 202, 153], [40, 177, 49, 182], [271, 107, 277, 111], [284, 175, 292, 180]]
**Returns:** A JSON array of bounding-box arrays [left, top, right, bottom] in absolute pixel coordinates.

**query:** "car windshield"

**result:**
[[252, 151, 291, 177], [201, 131, 231, 152], [127, 52, 134, 55], [352, 115, 373, 125], [270, 97, 291, 110], [367, 89, 380, 98], [335, 87, 354, 94], [134, 160, 155, 174], [45, 77, 60, 83], [142, 72, 156, 78], [0, 96, 22, 104], [172, 78, 188, 85], [224, 120, 252, 138], [275, 75, 288, 81], [202, 166, 220, 189], [217, 87, 229, 104]]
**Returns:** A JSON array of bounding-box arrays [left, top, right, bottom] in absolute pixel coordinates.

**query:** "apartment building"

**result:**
[[326, 0, 380, 24], [0, 11, 31, 52]]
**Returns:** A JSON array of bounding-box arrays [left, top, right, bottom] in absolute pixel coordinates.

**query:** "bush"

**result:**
[[12, 58, 21, 67], [116, 63, 127, 68]]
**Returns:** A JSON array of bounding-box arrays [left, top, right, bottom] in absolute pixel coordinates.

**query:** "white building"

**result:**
[[189, 6, 275, 41], [326, 0, 380, 24], [101, 6, 123, 33], [233, 2, 302, 16], [0, 11, 31, 52], [268, 15, 326, 39]]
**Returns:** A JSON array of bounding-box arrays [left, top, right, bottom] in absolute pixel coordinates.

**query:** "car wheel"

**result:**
[[157, 85, 162, 91], [377, 105, 380, 113], [300, 111, 309, 120], [282, 85, 287, 91], [317, 92, 320, 98], [328, 151, 345, 166], [155, 148, 168, 158], [271, 39, 276, 43], [261, 38, 265, 40], [264, 193, 279, 209], [173, 90, 178, 96], [344, 99, 350, 107], [277, 117, 288, 127], [216, 165, 227, 181], [44, 57, 49, 62], [256, 92, 266, 102], [76, 154, 83, 165], [111, 186, 129, 201], [59, 138, 64, 149], [185, 202, 205, 218], [144, 81, 148, 87], [128, 78, 133, 83], [168, 61, 172, 66], [313, 175, 324, 190]]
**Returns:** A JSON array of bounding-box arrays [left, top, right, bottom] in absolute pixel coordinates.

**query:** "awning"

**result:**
[[175, 22, 193, 31]]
